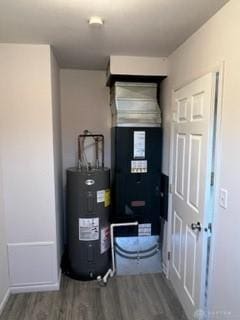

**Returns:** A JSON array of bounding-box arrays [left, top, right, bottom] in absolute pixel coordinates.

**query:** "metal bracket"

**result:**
[[204, 223, 212, 234], [211, 172, 215, 186], [168, 251, 171, 261]]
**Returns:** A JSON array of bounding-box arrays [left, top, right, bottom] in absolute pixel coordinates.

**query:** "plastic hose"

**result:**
[[114, 242, 158, 255], [115, 248, 159, 260]]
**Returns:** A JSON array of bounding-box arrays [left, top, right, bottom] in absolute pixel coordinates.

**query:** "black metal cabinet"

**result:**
[[111, 127, 162, 236]]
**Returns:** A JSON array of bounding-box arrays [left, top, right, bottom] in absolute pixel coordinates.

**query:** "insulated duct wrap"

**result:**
[[110, 82, 161, 127]]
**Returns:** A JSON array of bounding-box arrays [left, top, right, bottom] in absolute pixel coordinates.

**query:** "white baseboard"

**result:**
[[10, 270, 62, 294], [0, 289, 10, 316]]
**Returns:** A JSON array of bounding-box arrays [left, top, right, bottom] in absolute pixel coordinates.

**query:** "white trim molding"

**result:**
[[7, 241, 59, 290], [10, 270, 61, 294]]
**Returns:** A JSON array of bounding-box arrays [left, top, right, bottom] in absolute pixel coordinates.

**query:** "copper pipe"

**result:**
[[77, 133, 104, 169]]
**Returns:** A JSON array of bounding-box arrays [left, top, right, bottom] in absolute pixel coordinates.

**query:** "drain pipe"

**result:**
[[97, 221, 138, 285]]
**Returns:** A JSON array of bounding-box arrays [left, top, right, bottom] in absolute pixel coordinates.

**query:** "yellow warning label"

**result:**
[[104, 189, 111, 207]]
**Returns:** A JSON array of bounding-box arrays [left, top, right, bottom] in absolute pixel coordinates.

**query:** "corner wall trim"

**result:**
[[0, 289, 10, 316]]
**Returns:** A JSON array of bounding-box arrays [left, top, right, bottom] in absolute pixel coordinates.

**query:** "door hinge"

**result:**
[[169, 184, 174, 194], [204, 223, 212, 234], [211, 172, 215, 186], [168, 251, 171, 261]]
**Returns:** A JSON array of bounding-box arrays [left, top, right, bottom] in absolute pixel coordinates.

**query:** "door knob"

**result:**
[[191, 222, 202, 232]]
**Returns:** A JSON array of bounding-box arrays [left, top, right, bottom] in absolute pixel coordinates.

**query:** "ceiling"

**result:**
[[0, 0, 229, 69]]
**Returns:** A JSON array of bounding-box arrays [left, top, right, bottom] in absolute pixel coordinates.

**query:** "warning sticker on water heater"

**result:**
[[97, 190, 105, 203], [79, 218, 99, 241], [104, 189, 111, 207], [97, 189, 111, 207], [100, 226, 110, 254]]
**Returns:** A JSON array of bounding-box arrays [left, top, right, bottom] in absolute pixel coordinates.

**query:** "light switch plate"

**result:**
[[219, 188, 228, 209]]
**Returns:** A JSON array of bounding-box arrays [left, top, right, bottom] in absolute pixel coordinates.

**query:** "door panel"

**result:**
[[178, 98, 188, 122], [191, 92, 204, 121], [184, 226, 197, 304], [175, 133, 186, 198], [170, 73, 216, 320], [187, 134, 202, 211], [172, 210, 182, 279]]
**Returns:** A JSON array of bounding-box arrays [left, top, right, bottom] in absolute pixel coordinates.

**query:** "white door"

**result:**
[[170, 73, 216, 320]]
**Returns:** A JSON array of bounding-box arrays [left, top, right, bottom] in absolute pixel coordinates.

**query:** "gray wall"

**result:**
[[0, 44, 61, 290], [50, 50, 64, 269], [161, 0, 240, 317], [60, 69, 110, 185], [0, 156, 9, 312]]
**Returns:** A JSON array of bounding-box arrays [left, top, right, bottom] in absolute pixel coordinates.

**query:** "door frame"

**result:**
[[165, 62, 225, 312]]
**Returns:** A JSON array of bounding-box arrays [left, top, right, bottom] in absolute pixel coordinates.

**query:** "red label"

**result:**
[[131, 200, 146, 207]]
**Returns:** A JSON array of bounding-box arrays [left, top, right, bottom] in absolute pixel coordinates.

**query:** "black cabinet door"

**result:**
[[111, 127, 162, 236]]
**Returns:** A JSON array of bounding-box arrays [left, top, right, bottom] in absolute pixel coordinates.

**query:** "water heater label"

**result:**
[[97, 190, 105, 203], [104, 189, 111, 207], [101, 226, 110, 254], [79, 218, 99, 241], [133, 131, 145, 159]]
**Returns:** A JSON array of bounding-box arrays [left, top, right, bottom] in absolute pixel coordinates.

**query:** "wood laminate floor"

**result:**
[[0, 274, 187, 320]]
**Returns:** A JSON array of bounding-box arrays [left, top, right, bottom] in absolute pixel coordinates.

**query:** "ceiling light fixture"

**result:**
[[88, 16, 104, 26]]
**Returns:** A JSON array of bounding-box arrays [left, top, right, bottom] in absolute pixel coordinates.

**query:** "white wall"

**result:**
[[60, 69, 110, 184], [110, 56, 168, 76], [0, 156, 9, 313], [50, 50, 64, 268], [161, 0, 240, 317], [0, 44, 62, 291]]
